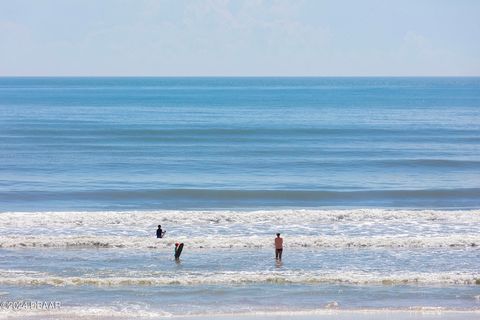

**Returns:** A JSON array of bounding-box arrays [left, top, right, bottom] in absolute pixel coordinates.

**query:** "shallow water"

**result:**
[[0, 209, 479, 316]]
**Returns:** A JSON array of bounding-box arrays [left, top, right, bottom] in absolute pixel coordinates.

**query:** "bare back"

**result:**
[[275, 237, 283, 249]]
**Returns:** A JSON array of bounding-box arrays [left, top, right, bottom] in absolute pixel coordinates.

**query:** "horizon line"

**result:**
[[1, 75, 480, 78]]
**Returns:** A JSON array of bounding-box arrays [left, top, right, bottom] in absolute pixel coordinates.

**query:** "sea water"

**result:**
[[0, 77, 479, 317]]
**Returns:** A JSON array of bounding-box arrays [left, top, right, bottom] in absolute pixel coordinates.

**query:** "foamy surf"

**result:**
[[1, 209, 478, 249], [0, 270, 478, 286], [1, 234, 479, 249], [2, 209, 479, 227], [1, 209, 479, 239]]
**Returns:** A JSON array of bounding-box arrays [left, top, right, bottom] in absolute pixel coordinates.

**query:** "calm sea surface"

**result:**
[[0, 77, 479, 317], [1, 77, 480, 209]]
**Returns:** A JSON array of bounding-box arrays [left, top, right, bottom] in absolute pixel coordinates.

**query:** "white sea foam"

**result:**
[[0, 234, 478, 249], [2, 209, 479, 227], [0, 305, 170, 319], [1, 209, 479, 239], [0, 270, 477, 286]]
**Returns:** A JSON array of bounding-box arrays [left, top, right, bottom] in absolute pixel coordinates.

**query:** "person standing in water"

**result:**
[[275, 233, 283, 260], [156, 225, 166, 238]]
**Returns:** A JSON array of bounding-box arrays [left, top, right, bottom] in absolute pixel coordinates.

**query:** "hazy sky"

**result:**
[[1, 0, 479, 76]]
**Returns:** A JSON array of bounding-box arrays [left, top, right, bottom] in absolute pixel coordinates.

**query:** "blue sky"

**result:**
[[1, 0, 479, 76]]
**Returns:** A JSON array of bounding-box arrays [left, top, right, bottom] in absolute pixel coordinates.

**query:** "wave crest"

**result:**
[[1, 234, 479, 249], [0, 270, 477, 287]]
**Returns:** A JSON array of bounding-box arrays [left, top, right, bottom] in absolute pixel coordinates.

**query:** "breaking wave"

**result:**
[[0, 270, 478, 287], [1, 234, 479, 249], [1, 208, 479, 227]]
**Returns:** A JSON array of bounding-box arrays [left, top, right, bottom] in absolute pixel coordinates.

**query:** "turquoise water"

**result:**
[[1, 77, 480, 209], [0, 78, 479, 317]]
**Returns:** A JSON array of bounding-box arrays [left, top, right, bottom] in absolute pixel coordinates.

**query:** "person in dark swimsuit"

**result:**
[[156, 225, 166, 238]]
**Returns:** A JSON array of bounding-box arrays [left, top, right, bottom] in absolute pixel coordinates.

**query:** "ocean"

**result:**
[[0, 77, 479, 318]]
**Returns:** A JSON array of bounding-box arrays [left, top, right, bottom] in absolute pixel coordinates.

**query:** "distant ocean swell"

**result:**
[[2, 77, 480, 214], [4, 126, 479, 138], [1, 188, 480, 208]]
